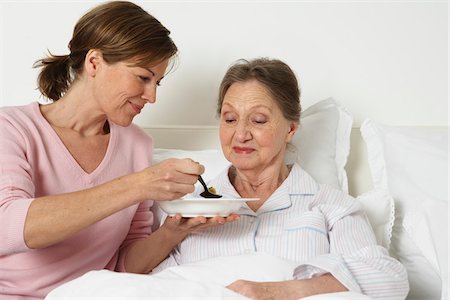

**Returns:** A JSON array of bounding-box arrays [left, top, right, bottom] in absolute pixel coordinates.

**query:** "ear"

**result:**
[[84, 49, 103, 77], [285, 121, 299, 143]]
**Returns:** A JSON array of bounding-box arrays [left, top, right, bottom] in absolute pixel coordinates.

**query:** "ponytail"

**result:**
[[33, 1, 178, 102], [34, 53, 72, 101]]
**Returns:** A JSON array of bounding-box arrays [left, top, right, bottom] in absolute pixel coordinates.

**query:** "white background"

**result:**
[[0, 0, 448, 127]]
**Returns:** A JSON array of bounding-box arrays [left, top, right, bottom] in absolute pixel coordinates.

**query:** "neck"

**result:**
[[231, 163, 290, 197], [40, 82, 108, 136]]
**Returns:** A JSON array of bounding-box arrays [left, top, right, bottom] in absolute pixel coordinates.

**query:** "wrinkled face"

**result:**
[[219, 80, 297, 173], [93, 57, 168, 126]]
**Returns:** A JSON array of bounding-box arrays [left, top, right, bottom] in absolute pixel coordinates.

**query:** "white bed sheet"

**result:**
[[46, 253, 371, 299]]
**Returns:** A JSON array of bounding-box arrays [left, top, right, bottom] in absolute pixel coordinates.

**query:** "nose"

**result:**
[[234, 120, 252, 142], [142, 83, 157, 104]]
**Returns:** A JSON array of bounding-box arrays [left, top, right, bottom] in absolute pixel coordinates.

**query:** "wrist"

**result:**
[[159, 221, 188, 244], [115, 172, 146, 204]]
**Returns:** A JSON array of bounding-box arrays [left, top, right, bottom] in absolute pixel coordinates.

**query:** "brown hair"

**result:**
[[34, 1, 178, 101], [218, 58, 301, 122]]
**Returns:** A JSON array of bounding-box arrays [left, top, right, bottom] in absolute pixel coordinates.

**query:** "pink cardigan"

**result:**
[[0, 102, 154, 299]]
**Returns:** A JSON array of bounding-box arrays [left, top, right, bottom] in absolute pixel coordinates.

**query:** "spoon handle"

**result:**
[[198, 175, 208, 190]]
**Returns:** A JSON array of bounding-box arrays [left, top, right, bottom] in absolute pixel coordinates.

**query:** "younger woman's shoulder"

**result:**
[[0, 102, 37, 121], [0, 103, 43, 137]]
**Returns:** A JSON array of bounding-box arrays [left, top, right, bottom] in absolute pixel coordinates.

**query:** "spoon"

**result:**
[[198, 175, 222, 198]]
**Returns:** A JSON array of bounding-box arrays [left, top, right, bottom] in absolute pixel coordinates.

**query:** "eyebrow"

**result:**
[[146, 68, 156, 76], [146, 68, 165, 82]]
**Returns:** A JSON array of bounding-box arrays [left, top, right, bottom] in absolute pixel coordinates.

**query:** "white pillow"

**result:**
[[286, 97, 352, 192], [361, 119, 448, 300], [153, 97, 352, 192], [356, 189, 395, 249]]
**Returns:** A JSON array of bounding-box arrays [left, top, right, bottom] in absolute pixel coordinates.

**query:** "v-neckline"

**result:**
[[34, 102, 115, 178]]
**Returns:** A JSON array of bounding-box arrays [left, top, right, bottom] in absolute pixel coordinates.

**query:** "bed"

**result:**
[[45, 98, 448, 300]]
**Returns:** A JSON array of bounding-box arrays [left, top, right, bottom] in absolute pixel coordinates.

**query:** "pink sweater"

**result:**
[[0, 102, 154, 299]]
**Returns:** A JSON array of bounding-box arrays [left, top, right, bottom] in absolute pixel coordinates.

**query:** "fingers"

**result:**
[[226, 213, 241, 222], [208, 215, 236, 224], [172, 158, 205, 176], [165, 214, 240, 231], [159, 159, 202, 184], [158, 158, 204, 187], [177, 214, 240, 227], [143, 158, 206, 201], [186, 216, 208, 225], [163, 215, 207, 233]]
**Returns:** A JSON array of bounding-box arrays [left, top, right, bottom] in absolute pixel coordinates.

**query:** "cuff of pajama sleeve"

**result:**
[[1, 197, 34, 254], [293, 254, 362, 293]]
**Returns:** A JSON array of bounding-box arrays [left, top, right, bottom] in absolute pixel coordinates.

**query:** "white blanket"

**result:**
[[46, 253, 371, 299]]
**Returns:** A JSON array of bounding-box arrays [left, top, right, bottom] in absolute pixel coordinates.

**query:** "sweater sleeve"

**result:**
[[293, 190, 409, 299], [0, 114, 35, 255], [114, 124, 155, 271], [115, 200, 154, 272]]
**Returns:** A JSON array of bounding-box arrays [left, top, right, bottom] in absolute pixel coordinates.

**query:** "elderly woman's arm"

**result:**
[[290, 197, 409, 299], [228, 188, 409, 300], [227, 273, 347, 300]]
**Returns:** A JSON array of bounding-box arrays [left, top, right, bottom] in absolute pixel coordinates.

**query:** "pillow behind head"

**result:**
[[361, 119, 448, 300], [286, 97, 353, 192], [355, 189, 395, 250]]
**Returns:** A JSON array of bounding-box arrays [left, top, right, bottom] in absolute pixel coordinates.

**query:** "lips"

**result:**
[[233, 146, 255, 154], [129, 101, 143, 114]]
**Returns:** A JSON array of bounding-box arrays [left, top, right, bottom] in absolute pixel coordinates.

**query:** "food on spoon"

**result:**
[[198, 175, 222, 198], [207, 186, 217, 194], [200, 185, 222, 198]]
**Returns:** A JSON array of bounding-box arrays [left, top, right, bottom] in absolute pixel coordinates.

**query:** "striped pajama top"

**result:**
[[156, 163, 409, 299]]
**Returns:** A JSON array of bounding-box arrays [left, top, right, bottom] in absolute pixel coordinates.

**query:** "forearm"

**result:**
[[122, 214, 236, 274], [123, 225, 186, 274], [269, 274, 348, 300], [228, 273, 347, 300], [295, 274, 348, 298], [23, 158, 204, 250], [24, 173, 144, 249]]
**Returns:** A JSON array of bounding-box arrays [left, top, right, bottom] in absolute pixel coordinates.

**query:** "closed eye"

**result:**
[[222, 111, 237, 123], [252, 116, 268, 124], [139, 76, 151, 82]]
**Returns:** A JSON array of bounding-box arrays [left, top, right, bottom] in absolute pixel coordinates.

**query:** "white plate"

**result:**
[[158, 198, 259, 217]]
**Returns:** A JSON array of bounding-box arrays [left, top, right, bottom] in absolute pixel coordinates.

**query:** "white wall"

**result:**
[[0, 0, 448, 127]]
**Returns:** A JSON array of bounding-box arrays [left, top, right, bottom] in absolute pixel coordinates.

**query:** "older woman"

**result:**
[[155, 58, 409, 300]]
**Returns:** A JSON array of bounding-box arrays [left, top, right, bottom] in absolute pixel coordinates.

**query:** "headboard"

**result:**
[[143, 126, 372, 197]]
